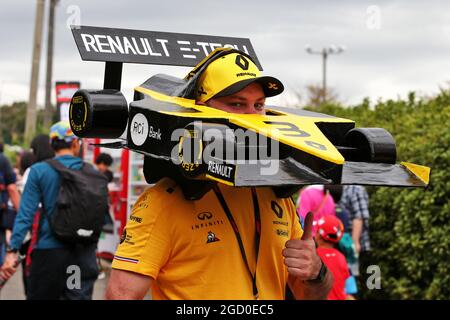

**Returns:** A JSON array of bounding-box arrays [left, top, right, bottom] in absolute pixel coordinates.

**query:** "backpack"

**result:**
[[44, 159, 109, 244], [338, 232, 358, 264]]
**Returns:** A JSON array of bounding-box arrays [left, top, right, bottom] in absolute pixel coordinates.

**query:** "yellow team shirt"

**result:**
[[112, 178, 303, 300]]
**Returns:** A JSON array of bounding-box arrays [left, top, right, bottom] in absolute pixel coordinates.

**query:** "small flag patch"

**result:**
[[114, 255, 139, 264]]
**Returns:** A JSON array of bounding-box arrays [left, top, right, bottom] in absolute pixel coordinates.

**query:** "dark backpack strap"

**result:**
[[79, 162, 97, 175], [36, 196, 47, 244], [47, 158, 96, 176], [45, 158, 71, 173], [40, 159, 66, 238]]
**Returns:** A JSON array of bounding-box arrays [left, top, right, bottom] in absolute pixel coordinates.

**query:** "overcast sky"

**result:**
[[1, 0, 450, 107]]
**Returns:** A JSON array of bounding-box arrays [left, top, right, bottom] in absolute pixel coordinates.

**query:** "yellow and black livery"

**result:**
[[68, 26, 430, 200]]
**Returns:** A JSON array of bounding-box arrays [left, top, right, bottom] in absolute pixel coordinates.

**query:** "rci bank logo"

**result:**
[[130, 113, 149, 146]]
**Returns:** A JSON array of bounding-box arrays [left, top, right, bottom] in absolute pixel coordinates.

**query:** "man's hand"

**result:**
[[283, 212, 334, 300], [282, 212, 322, 280], [106, 269, 153, 300], [0, 252, 19, 281]]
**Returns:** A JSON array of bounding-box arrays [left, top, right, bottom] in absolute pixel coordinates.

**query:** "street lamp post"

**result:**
[[305, 45, 345, 103]]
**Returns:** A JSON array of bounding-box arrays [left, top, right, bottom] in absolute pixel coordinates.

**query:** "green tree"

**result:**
[[307, 91, 449, 299], [0, 101, 57, 147]]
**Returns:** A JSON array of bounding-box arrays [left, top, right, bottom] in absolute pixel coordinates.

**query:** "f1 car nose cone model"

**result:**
[[68, 26, 430, 199]]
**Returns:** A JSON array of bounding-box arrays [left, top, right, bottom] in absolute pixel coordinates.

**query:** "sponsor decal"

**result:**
[[197, 212, 213, 220], [206, 231, 220, 243], [178, 129, 203, 175], [149, 126, 162, 140], [114, 255, 139, 264], [207, 161, 235, 182], [68, 94, 87, 131], [276, 229, 289, 237], [235, 54, 249, 70], [267, 82, 279, 90], [120, 228, 127, 244], [120, 228, 135, 245], [271, 201, 283, 219], [80, 33, 166, 56], [130, 113, 148, 146], [130, 214, 142, 224], [236, 72, 256, 77], [72, 26, 261, 69], [262, 120, 327, 151], [166, 187, 175, 194], [272, 221, 289, 226], [191, 219, 225, 231], [71, 95, 83, 104], [131, 200, 149, 214]]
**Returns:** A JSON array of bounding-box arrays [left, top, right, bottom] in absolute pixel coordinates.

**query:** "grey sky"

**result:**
[[1, 0, 450, 107]]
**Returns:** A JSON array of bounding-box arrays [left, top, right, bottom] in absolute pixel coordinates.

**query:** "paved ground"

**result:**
[[1, 259, 117, 300]]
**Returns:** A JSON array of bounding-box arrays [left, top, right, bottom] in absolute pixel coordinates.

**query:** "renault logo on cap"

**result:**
[[235, 54, 249, 70]]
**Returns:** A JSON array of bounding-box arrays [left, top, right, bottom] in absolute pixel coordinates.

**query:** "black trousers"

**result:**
[[27, 243, 98, 300]]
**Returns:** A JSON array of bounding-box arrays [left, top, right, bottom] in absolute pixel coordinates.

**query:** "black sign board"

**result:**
[[71, 25, 262, 70]]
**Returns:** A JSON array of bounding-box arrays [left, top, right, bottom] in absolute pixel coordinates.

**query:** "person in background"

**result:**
[[0, 142, 21, 265], [339, 185, 371, 297], [323, 185, 359, 297], [17, 135, 55, 297], [296, 185, 336, 236], [94, 152, 115, 279], [30, 134, 55, 162], [15, 150, 36, 295], [0, 123, 99, 300], [315, 215, 351, 300], [95, 153, 114, 182], [18, 152, 36, 191]]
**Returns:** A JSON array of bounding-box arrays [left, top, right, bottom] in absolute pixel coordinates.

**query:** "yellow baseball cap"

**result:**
[[194, 50, 284, 103]]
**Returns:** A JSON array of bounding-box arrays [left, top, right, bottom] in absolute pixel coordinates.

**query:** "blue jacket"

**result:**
[[10, 155, 83, 250]]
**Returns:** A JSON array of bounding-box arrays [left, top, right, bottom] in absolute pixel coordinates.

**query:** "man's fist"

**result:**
[[282, 212, 322, 280]]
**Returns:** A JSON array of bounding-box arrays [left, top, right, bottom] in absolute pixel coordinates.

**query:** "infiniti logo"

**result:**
[[197, 212, 213, 220]]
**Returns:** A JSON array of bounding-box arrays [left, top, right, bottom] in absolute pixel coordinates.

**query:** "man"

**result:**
[[0, 122, 99, 300], [339, 185, 371, 295], [95, 152, 114, 184], [0, 142, 21, 264], [95, 153, 113, 174], [94, 152, 115, 279], [106, 49, 333, 300]]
